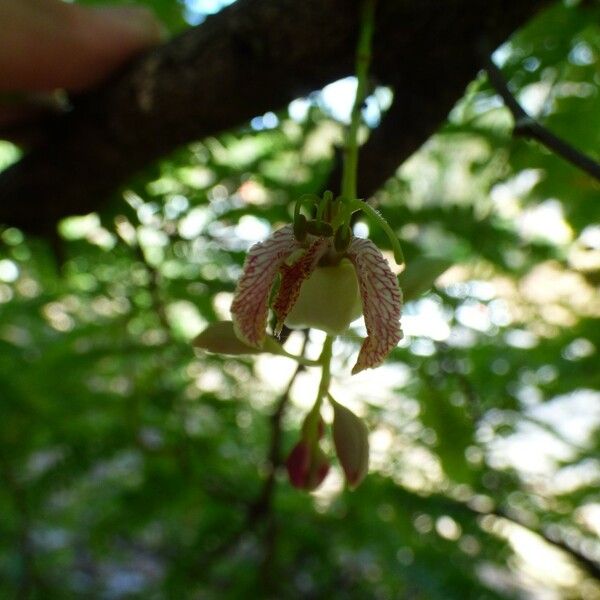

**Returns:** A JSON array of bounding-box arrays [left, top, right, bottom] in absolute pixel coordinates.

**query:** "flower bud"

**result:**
[[331, 400, 369, 489], [193, 321, 284, 356], [286, 439, 330, 491]]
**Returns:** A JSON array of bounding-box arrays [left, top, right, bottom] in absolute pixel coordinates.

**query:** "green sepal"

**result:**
[[193, 321, 284, 356], [398, 256, 453, 302]]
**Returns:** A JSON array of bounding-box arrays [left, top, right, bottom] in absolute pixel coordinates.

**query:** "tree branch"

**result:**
[[486, 56, 600, 183], [0, 0, 551, 233]]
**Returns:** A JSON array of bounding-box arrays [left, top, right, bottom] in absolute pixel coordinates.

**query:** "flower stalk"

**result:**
[[317, 334, 333, 400], [341, 0, 377, 206]]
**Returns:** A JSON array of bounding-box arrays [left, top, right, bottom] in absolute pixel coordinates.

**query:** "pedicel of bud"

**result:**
[[193, 320, 285, 356], [301, 410, 326, 440], [293, 213, 307, 242], [305, 220, 333, 238], [286, 439, 330, 491], [331, 399, 369, 489], [334, 224, 352, 253]]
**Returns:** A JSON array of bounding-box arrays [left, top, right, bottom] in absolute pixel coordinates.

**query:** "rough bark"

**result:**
[[0, 0, 550, 233]]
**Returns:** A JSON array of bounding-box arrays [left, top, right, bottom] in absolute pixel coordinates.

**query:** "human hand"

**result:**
[[0, 0, 163, 134]]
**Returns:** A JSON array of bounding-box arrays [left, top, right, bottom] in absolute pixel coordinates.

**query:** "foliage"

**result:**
[[0, 1, 599, 598]]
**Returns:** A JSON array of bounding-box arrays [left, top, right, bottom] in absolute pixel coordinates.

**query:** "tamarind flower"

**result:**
[[231, 224, 402, 374]]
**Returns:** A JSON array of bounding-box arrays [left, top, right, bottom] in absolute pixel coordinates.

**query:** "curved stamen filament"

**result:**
[[351, 199, 404, 266]]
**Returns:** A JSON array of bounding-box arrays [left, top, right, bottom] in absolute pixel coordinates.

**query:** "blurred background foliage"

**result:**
[[0, 0, 599, 598]]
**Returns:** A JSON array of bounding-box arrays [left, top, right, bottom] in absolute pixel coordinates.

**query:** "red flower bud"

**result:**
[[286, 439, 329, 491]]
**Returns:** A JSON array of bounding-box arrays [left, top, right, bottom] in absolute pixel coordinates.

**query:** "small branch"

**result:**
[[250, 349, 307, 521], [191, 331, 309, 579], [486, 56, 600, 183], [393, 483, 600, 582], [490, 505, 600, 581], [253, 331, 310, 593], [418, 356, 600, 581]]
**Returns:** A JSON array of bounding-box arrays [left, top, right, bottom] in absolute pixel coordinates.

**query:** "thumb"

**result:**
[[0, 0, 164, 92]]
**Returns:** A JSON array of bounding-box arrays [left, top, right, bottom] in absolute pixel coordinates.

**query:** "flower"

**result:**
[[231, 224, 402, 373]]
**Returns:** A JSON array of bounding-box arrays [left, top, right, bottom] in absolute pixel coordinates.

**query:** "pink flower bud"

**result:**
[[332, 400, 369, 489], [285, 439, 329, 491]]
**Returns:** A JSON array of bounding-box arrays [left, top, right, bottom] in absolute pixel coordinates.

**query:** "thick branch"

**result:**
[[486, 56, 600, 183], [0, 0, 550, 233]]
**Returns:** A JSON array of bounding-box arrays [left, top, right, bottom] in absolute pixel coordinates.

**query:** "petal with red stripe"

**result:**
[[231, 225, 300, 347], [346, 237, 403, 373], [272, 238, 329, 336]]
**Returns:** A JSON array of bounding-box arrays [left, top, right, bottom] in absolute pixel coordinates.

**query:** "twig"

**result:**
[[191, 331, 309, 579], [255, 331, 310, 591], [490, 505, 600, 581], [392, 483, 600, 582], [486, 56, 600, 183], [418, 359, 600, 581], [250, 344, 308, 523]]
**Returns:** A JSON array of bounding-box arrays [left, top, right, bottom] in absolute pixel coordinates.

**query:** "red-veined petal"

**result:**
[[231, 225, 300, 347], [346, 237, 403, 374], [272, 238, 329, 335]]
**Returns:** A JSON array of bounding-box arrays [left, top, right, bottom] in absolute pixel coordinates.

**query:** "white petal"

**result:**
[[346, 237, 403, 373], [231, 225, 300, 347]]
